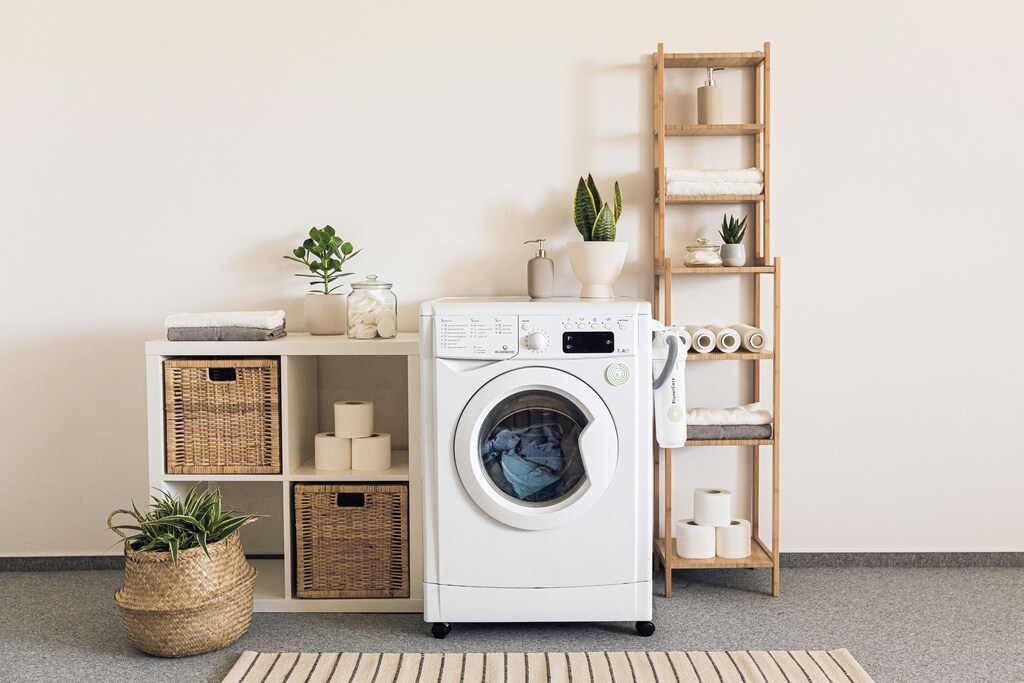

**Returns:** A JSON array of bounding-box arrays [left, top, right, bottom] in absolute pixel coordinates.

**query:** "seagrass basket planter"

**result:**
[[108, 510, 258, 658]]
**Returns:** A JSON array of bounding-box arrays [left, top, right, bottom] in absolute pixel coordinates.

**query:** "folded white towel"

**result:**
[[667, 181, 764, 196], [667, 167, 764, 183], [687, 402, 773, 426], [165, 310, 286, 330]]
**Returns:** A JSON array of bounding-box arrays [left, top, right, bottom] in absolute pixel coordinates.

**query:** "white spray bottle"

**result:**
[[652, 327, 687, 448]]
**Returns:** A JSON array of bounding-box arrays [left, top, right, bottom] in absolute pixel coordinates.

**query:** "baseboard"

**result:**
[[0, 553, 285, 572], [779, 552, 1024, 568]]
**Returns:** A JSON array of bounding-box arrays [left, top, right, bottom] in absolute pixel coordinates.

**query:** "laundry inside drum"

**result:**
[[478, 390, 588, 505]]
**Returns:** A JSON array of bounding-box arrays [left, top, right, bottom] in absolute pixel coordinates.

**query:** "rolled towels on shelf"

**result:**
[[683, 325, 716, 354], [731, 324, 766, 352], [314, 432, 351, 471], [666, 181, 764, 197], [164, 310, 286, 330], [693, 487, 732, 527], [333, 400, 374, 438], [667, 167, 764, 184], [716, 519, 752, 559], [687, 402, 773, 426], [706, 325, 741, 353], [352, 432, 392, 471], [675, 519, 716, 559]]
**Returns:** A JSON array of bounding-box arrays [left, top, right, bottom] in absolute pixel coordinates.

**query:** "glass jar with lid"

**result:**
[[683, 237, 723, 267], [347, 274, 397, 339]]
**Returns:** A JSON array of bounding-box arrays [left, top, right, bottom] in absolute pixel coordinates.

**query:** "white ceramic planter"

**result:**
[[720, 243, 746, 267], [304, 293, 346, 335], [567, 241, 629, 299]]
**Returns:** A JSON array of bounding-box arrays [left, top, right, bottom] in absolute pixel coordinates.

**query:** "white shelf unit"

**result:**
[[145, 332, 423, 613]]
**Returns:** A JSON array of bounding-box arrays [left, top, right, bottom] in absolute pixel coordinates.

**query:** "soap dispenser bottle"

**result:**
[[697, 67, 724, 124], [523, 239, 553, 299]]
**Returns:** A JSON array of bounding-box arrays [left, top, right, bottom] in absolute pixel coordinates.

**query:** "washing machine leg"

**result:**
[[635, 621, 655, 637], [431, 622, 452, 639]]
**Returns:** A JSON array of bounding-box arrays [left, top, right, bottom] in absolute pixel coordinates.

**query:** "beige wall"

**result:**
[[2, 1, 1022, 555]]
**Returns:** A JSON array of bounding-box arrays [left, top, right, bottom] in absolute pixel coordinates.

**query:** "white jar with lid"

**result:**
[[683, 238, 723, 267], [347, 275, 397, 339]]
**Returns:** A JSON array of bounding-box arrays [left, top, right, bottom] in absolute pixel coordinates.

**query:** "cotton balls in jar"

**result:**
[[347, 275, 397, 339]]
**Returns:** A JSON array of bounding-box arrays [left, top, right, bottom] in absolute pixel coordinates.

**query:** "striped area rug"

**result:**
[[222, 650, 875, 683]]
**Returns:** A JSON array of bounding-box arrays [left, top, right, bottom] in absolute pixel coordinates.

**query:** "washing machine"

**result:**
[[420, 297, 654, 638]]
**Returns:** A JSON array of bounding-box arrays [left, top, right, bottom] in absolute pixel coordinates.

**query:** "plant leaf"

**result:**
[[613, 181, 622, 224], [573, 177, 596, 240], [591, 203, 616, 241], [586, 174, 602, 214]]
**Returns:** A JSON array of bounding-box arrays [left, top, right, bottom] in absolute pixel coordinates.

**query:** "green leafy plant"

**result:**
[[111, 486, 263, 565], [283, 225, 360, 294], [719, 214, 747, 244], [573, 174, 622, 241]]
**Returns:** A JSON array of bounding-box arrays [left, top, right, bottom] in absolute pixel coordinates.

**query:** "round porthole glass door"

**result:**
[[454, 367, 618, 530]]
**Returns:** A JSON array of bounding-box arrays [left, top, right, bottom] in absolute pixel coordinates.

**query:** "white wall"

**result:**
[[2, 1, 1022, 555]]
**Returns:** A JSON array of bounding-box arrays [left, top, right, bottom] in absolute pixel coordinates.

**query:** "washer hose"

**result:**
[[652, 334, 680, 390]]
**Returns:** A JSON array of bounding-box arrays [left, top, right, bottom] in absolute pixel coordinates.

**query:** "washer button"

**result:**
[[591, 323, 600, 329], [606, 363, 630, 386], [618, 322, 627, 330], [604, 322, 612, 329]]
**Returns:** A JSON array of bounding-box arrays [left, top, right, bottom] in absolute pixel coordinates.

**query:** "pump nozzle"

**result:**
[[705, 67, 723, 86], [523, 238, 547, 257]]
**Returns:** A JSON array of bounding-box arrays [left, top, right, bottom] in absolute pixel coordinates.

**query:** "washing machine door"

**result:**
[[453, 366, 617, 531]]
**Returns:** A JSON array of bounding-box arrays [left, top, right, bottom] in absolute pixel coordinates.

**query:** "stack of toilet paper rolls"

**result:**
[[313, 400, 392, 471], [681, 324, 766, 354], [675, 488, 751, 559]]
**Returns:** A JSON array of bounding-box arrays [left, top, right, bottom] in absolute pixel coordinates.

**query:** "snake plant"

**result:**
[[573, 174, 622, 241], [719, 214, 747, 244]]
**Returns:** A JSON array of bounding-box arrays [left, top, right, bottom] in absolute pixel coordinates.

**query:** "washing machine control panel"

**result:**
[[435, 314, 636, 359]]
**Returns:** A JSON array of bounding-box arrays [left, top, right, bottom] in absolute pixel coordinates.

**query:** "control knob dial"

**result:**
[[527, 331, 548, 351]]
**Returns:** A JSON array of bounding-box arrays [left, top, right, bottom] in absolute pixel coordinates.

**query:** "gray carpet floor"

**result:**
[[0, 567, 1020, 683]]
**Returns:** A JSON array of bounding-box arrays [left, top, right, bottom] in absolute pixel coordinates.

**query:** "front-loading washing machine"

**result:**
[[420, 297, 654, 638]]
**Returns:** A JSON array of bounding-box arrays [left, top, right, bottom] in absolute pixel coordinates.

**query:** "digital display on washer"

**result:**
[[562, 331, 614, 354]]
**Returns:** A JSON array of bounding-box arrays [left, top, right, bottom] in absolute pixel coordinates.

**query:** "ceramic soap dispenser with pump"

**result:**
[[523, 239, 553, 299], [697, 67, 724, 124]]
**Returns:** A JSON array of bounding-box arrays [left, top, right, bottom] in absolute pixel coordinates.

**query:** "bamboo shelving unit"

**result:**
[[651, 42, 781, 597]]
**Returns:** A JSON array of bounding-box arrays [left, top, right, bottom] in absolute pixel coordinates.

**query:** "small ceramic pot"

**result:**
[[304, 293, 346, 335], [720, 243, 746, 267], [567, 241, 628, 299]]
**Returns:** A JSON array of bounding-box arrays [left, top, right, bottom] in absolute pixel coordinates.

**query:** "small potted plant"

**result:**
[[568, 174, 628, 298], [108, 486, 263, 657], [284, 226, 359, 335], [719, 214, 747, 267]]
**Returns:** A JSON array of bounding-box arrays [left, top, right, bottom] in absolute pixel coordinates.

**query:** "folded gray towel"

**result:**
[[167, 325, 287, 342], [687, 424, 773, 440]]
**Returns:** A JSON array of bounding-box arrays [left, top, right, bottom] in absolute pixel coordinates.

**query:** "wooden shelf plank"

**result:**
[[146, 332, 420, 357], [665, 124, 764, 137], [684, 439, 775, 447], [656, 264, 776, 274], [686, 351, 774, 361], [290, 450, 410, 482], [661, 194, 764, 204], [655, 537, 774, 569], [663, 52, 765, 68]]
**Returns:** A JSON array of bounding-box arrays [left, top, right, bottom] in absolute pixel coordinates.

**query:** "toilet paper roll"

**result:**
[[334, 400, 374, 438], [716, 519, 752, 559], [672, 326, 692, 353], [314, 432, 352, 471], [675, 519, 716, 559], [694, 487, 733, 527], [731, 324, 766, 352], [683, 325, 715, 354], [352, 432, 392, 471], [706, 325, 741, 353]]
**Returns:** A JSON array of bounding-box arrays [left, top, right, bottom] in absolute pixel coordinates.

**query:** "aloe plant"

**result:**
[[573, 174, 622, 241], [719, 214, 747, 244], [111, 486, 263, 565], [283, 225, 360, 294]]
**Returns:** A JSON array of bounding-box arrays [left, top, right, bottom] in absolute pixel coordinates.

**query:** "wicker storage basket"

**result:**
[[108, 510, 258, 658], [164, 358, 280, 474], [294, 483, 409, 599]]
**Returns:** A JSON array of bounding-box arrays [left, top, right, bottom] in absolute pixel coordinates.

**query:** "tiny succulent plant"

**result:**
[[719, 214, 747, 244], [110, 486, 262, 565], [573, 174, 622, 241], [284, 225, 360, 294]]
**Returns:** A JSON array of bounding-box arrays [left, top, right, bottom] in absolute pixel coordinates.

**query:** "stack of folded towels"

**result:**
[[687, 402, 773, 440], [164, 310, 287, 342], [666, 167, 764, 196]]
